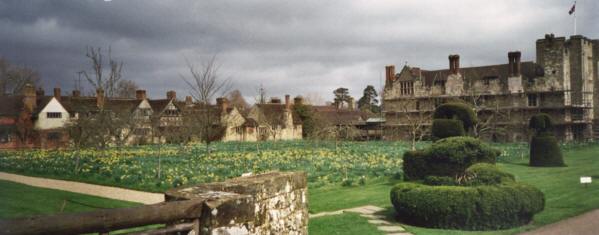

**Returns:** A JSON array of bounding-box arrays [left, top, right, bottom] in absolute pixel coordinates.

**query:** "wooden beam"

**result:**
[[0, 199, 205, 235]]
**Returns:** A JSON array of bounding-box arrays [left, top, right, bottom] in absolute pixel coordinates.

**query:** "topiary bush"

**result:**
[[423, 176, 457, 186], [390, 182, 545, 230], [431, 119, 465, 139], [528, 113, 565, 167], [403, 136, 500, 180], [463, 163, 515, 186], [433, 103, 477, 130], [529, 133, 565, 167]]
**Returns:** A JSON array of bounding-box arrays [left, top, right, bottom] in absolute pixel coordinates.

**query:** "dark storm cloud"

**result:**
[[0, 0, 597, 102]]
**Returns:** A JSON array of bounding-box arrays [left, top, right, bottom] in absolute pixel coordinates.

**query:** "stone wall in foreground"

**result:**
[[165, 171, 308, 235]]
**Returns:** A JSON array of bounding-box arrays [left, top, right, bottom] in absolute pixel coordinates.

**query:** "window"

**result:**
[[482, 76, 497, 86], [0, 130, 10, 143], [47, 132, 61, 140], [258, 127, 268, 135], [235, 126, 243, 135], [415, 101, 420, 110], [47, 112, 62, 119], [400, 81, 414, 95], [527, 94, 538, 107]]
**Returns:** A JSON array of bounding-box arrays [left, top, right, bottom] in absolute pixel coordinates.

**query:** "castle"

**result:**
[[383, 34, 599, 142]]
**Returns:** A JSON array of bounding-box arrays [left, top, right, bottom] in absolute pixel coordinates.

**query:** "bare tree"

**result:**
[[81, 46, 124, 97], [115, 80, 139, 98], [0, 58, 41, 96], [397, 98, 433, 150], [227, 89, 250, 111], [180, 55, 231, 155]]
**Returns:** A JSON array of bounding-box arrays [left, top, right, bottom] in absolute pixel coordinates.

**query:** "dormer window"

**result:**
[[47, 112, 62, 119]]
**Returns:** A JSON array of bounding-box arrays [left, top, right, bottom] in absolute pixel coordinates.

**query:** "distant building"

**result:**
[[247, 95, 303, 141], [383, 34, 599, 142]]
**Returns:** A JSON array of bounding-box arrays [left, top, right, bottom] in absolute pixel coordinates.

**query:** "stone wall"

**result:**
[[165, 171, 308, 235]]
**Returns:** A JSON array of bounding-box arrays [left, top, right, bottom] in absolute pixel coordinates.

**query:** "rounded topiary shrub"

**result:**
[[463, 163, 515, 186], [433, 103, 477, 130], [403, 136, 500, 180], [390, 182, 545, 230], [528, 113, 565, 167], [529, 133, 565, 167], [431, 119, 465, 139]]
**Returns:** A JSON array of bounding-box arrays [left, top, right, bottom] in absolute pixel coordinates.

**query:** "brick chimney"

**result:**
[[166, 90, 176, 100], [508, 51, 522, 77], [96, 88, 105, 109], [294, 96, 303, 106], [53, 88, 61, 101], [216, 97, 228, 113], [285, 94, 291, 110], [514, 51, 521, 77], [385, 65, 396, 86], [135, 90, 147, 100], [508, 52, 515, 76], [72, 90, 81, 97], [185, 96, 193, 106], [22, 84, 37, 113], [449, 55, 460, 75]]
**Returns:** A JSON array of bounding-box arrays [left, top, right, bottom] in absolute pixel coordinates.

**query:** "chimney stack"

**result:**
[[23, 83, 37, 113], [514, 51, 521, 77], [449, 55, 460, 75], [72, 90, 81, 97], [135, 90, 147, 100], [53, 88, 61, 101], [508, 52, 515, 76], [185, 96, 193, 106], [385, 65, 396, 85], [294, 96, 303, 106], [166, 90, 176, 100], [96, 88, 105, 109], [216, 97, 228, 113], [508, 51, 522, 77], [285, 95, 291, 110]]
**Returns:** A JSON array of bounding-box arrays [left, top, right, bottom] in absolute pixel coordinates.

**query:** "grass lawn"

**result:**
[[0, 180, 138, 219], [309, 212, 384, 235], [310, 144, 599, 235]]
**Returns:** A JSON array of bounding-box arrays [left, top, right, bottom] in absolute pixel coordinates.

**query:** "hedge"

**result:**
[[431, 119, 465, 139], [529, 133, 565, 167], [433, 103, 477, 130], [390, 182, 545, 230], [403, 137, 500, 180]]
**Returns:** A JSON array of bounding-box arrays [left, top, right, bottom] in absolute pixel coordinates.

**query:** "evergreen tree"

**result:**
[[357, 85, 380, 113], [333, 87, 350, 109]]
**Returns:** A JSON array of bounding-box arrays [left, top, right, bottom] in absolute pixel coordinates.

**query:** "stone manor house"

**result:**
[[383, 34, 599, 142]]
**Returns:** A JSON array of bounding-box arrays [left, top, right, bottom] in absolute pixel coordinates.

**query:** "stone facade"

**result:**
[[383, 34, 598, 142], [165, 171, 308, 235]]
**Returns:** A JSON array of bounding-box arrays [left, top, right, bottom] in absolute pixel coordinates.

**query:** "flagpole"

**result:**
[[574, 1, 577, 35]]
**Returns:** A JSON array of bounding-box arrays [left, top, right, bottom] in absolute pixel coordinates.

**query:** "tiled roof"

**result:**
[[255, 104, 302, 125], [311, 105, 371, 125]]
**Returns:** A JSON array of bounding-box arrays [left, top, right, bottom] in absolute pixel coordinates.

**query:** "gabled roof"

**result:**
[[148, 99, 174, 114]]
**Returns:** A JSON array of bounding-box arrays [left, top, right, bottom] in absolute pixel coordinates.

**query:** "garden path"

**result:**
[[0, 172, 164, 204], [311, 205, 412, 235], [519, 208, 599, 235]]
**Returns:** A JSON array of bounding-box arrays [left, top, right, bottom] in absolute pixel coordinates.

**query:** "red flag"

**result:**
[[569, 2, 576, 15]]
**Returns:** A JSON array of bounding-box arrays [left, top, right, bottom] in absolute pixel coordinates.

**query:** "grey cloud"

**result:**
[[0, 0, 597, 102]]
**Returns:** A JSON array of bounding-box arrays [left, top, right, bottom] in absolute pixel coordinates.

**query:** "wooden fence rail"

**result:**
[[0, 198, 207, 235]]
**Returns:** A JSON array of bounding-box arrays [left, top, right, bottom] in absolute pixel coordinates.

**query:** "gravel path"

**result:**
[[519, 209, 599, 235], [0, 172, 164, 204]]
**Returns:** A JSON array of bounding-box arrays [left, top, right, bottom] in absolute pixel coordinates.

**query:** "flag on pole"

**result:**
[[569, 2, 576, 15]]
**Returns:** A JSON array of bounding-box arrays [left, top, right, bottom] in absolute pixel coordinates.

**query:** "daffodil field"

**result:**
[[1, 140, 592, 192]]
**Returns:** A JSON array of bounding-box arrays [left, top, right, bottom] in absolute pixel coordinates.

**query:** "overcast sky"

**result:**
[[1, 0, 597, 103]]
